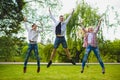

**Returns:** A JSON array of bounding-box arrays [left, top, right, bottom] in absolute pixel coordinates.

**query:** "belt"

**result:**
[[29, 40, 37, 44], [56, 35, 64, 38]]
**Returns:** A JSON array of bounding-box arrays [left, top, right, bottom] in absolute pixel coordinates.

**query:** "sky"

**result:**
[[23, 0, 120, 43], [60, 0, 120, 41], [60, 0, 120, 14]]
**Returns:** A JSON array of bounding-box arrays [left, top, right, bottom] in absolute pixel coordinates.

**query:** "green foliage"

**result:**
[[22, 0, 62, 44], [66, 1, 101, 39], [99, 40, 120, 62], [43, 44, 53, 62], [0, 0, 25, 35], [65, 1, 101, 63], [0, 0, 25, 61], [21, 43, 45, 62]]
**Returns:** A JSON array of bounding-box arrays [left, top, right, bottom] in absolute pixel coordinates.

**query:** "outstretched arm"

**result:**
[[24, 17, 29, 32], [79, 19, 87, 33], [49, 7, 57, 23], [38, 21, 44, 32], [64, 9, 74, 24], [82, 27, 87, 33], [94, 18, 103, 33]]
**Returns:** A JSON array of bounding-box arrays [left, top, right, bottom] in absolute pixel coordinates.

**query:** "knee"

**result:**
[[64, 48, 68, 51], [37, 56, 40, 60]]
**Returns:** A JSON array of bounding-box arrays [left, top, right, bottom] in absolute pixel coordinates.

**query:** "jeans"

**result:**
[[54, 36, 67, 49], [82, 45, 104, 69], [24, 44, 40, 67]]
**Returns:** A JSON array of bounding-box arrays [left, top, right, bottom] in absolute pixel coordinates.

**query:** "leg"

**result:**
[[23, 44, 32, 73], [62, 37, 76, 65], [50, 37, 60, 60], [47, 49, 57, 68], [50, 48, 57, 60], [81, 45, 91, 73], [61, 37, 70, 59], [64, 48, 76, 65], [64, 48, 71, 60], [47, 37, 60, 68], [93, 47, 105, 74], [33, 44, 40, 73]]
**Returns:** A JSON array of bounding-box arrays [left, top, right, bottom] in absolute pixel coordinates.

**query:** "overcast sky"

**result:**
[[60, 0, 120, 41], [60, 0, 120, 14]]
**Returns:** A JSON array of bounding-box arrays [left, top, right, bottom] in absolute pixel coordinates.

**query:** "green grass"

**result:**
[[0, 64, 120, 80]]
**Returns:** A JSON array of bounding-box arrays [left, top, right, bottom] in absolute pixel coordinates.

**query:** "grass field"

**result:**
[[0, 64, 120, 80]]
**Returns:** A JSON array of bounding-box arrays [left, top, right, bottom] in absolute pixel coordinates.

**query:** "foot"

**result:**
[[81, 68, 84, 73], [70, 59, 76, 65], [37, 67, 40, 73], [102, 68, 105, 74], [23, 67, 26, 73], [47, 60, 52, 68]]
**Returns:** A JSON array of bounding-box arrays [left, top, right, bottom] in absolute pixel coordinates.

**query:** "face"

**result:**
[[88, 28, 94, 32], [32, 24, 37, 30], [59, 15, 64, 22]]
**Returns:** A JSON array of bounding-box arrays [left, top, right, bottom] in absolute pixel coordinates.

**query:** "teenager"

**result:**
[[23, 18, 42, 73], [81, 19, 105, 74], [47, 8, 76, 68]]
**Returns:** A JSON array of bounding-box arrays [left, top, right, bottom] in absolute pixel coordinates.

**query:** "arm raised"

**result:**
[[64, 9, 74, 24], [49, 7, 57, 24], [94, 18, 103, 33], [23, 17, 29, 31]]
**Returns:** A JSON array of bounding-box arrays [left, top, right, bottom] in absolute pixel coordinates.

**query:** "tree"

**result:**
[[0, 0, 25, 61], [22, 0, 62, 44], [65, 1, 101, 62]]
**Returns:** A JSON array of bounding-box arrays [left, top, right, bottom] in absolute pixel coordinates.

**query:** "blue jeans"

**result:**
[[54, 36, 67, 49], [82, 45, 104, 69], [24, 44, 40, 67]]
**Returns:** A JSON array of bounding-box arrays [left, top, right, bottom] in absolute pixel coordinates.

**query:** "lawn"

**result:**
[[0, 64, 120, 80]]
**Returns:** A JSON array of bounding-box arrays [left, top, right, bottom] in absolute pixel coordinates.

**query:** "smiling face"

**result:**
[[88, 27, 94, 32], [59, 15, 64, 22], [32, 24, 37, 30]]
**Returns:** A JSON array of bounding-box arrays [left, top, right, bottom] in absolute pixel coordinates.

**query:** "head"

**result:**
[[88, 27, 94, 32], [59, 15, 64, 22], [32, 23, 37, 30]]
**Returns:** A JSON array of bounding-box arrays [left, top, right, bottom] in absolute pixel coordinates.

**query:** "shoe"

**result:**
[[47, 60, 52, 68], [102, 68, 105, 74], [81, 68, 84, 73], [37, 67, 40, 73], [70, 59, 76, 65], [23, 67, 26, 73]]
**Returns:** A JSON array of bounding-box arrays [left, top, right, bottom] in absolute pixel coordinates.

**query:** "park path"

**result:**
[[0, 62, 120, 65]]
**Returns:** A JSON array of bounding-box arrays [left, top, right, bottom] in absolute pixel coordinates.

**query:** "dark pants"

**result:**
[[24, 44, 40, 67]]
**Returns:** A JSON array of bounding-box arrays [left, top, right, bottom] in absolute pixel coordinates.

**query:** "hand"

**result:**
[[99, 18, 103, 22], [24, 17, 27, 22], [97, 18, 103, 26], [71, 8, 74, 14], [49, 7, 51, 13]]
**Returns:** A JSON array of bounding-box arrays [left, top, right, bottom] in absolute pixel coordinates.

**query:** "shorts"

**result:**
[[54, 36, 67, 49]]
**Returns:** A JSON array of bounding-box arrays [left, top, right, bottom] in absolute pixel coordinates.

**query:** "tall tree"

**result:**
[[22, 0, 62, 44], [0, 0, 25, 61], [65, 0, 120, 62], [65, 1, 103, 62]]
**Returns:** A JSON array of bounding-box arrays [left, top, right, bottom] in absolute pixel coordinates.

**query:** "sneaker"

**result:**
[[37, 67, 40, 73], [70, 59, 76, 65], [81, 68, 84, 73], [23, 67, 26, 73], [47, 60, 52, 68], [102, 68, 105, 74]]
